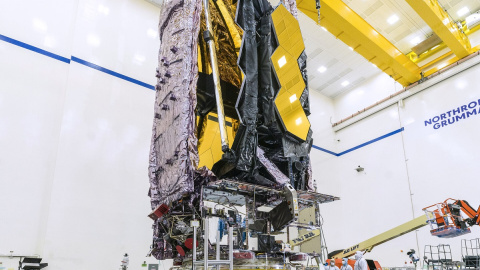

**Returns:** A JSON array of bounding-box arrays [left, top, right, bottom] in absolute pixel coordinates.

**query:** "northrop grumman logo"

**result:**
[[424, 99, 480, 130]]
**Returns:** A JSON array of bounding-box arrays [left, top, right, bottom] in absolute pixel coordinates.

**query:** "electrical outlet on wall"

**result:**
[[355, 165, 364, 172]]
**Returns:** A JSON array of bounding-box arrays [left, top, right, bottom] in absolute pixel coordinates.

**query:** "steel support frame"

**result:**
[[296, 0, 421, 86], [405, 0, 471, 59], [194, 216, 234, 270]]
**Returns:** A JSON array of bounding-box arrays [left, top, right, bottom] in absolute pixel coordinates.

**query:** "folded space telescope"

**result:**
[[147, 0, 334, 262]]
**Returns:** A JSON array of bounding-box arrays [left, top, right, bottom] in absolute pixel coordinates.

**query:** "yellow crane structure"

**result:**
[[330, 215, 428, 259]]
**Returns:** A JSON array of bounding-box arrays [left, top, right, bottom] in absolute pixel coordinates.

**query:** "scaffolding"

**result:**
[[462, 238, 480, 269], [424, 244, 456, 270], [172, 179, 339, 270]]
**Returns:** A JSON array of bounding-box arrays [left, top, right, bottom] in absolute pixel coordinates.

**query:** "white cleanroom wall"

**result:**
[[0, 0, 77, 266], [2, 0, 480, 269], [0, 34, 71, 262], [311, 57, 480, 267], [0, 0, 171, 269]]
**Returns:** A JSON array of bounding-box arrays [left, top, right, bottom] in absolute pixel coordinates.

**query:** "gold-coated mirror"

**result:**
[[272, 4, 310, 141]]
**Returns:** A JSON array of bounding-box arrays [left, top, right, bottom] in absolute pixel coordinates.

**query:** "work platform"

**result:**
[[204, 179, 340, 210]]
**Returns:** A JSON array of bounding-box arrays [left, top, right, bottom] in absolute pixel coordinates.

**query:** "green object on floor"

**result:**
[[142, 261, 147, 267]]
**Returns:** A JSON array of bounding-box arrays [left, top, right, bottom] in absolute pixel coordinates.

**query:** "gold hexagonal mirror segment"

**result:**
[[271, 4, 310, 141]]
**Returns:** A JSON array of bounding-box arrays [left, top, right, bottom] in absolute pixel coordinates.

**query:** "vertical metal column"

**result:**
[[287, 226, 290, 243], [204, 218, 209, 270], [202, 0, 229, 152], [315, 202, 323, 262], [315, 202, 328, 263], [228, 227, 233, 270], [216, 230, 220, 270], [193, 222, 197, 270], [288, 158, 295, 187], [265, 253, 268, 270], [300, 159, 307, 190]]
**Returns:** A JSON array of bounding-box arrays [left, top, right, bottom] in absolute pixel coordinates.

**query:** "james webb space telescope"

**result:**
[[147, 0, 337, 268]]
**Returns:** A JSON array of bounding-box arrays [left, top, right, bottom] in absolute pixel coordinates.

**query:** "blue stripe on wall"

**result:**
[[311, 145, 338, 156], [312, 127, 405, 157], [0, 34, 70, 63], [71, 56, 155, 90], [0, 33, 154, 90], [0, 33, 404, 157]]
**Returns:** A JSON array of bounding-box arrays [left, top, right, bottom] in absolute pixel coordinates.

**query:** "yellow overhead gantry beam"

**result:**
[[296, 0, 421, 87], [405, 0, 471, 59]]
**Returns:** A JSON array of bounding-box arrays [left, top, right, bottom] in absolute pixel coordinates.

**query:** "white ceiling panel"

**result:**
[[342, 0, 433, 54], [438, 0, 480, 21], [267, 0, 480, 100], [300, 0, 480, 99], [342, 0, 480, 54], [298, 11, 380, 98]]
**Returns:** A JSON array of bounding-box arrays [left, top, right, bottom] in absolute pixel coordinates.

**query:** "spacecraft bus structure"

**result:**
[[147, 0, 339, 265]]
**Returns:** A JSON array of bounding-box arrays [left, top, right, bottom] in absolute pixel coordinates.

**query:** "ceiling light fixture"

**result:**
[[32, 18, 48, 32], [147, 29, 157, 38], [457, 7, 469, 17], [349, 47, 354, 51], [278, 56, 287, 68], [98, 4, 110, 15], [321, 27, 327, 32], [87, 34, 101, 47], [341, 81, 350, 87], [387, 14, 399, 25], [318, 66, 327, 73], [437, 63, 447, 69], [410, 36, 421, 45], [44, 36, 56, 48], [134, 54, 145, 62]]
